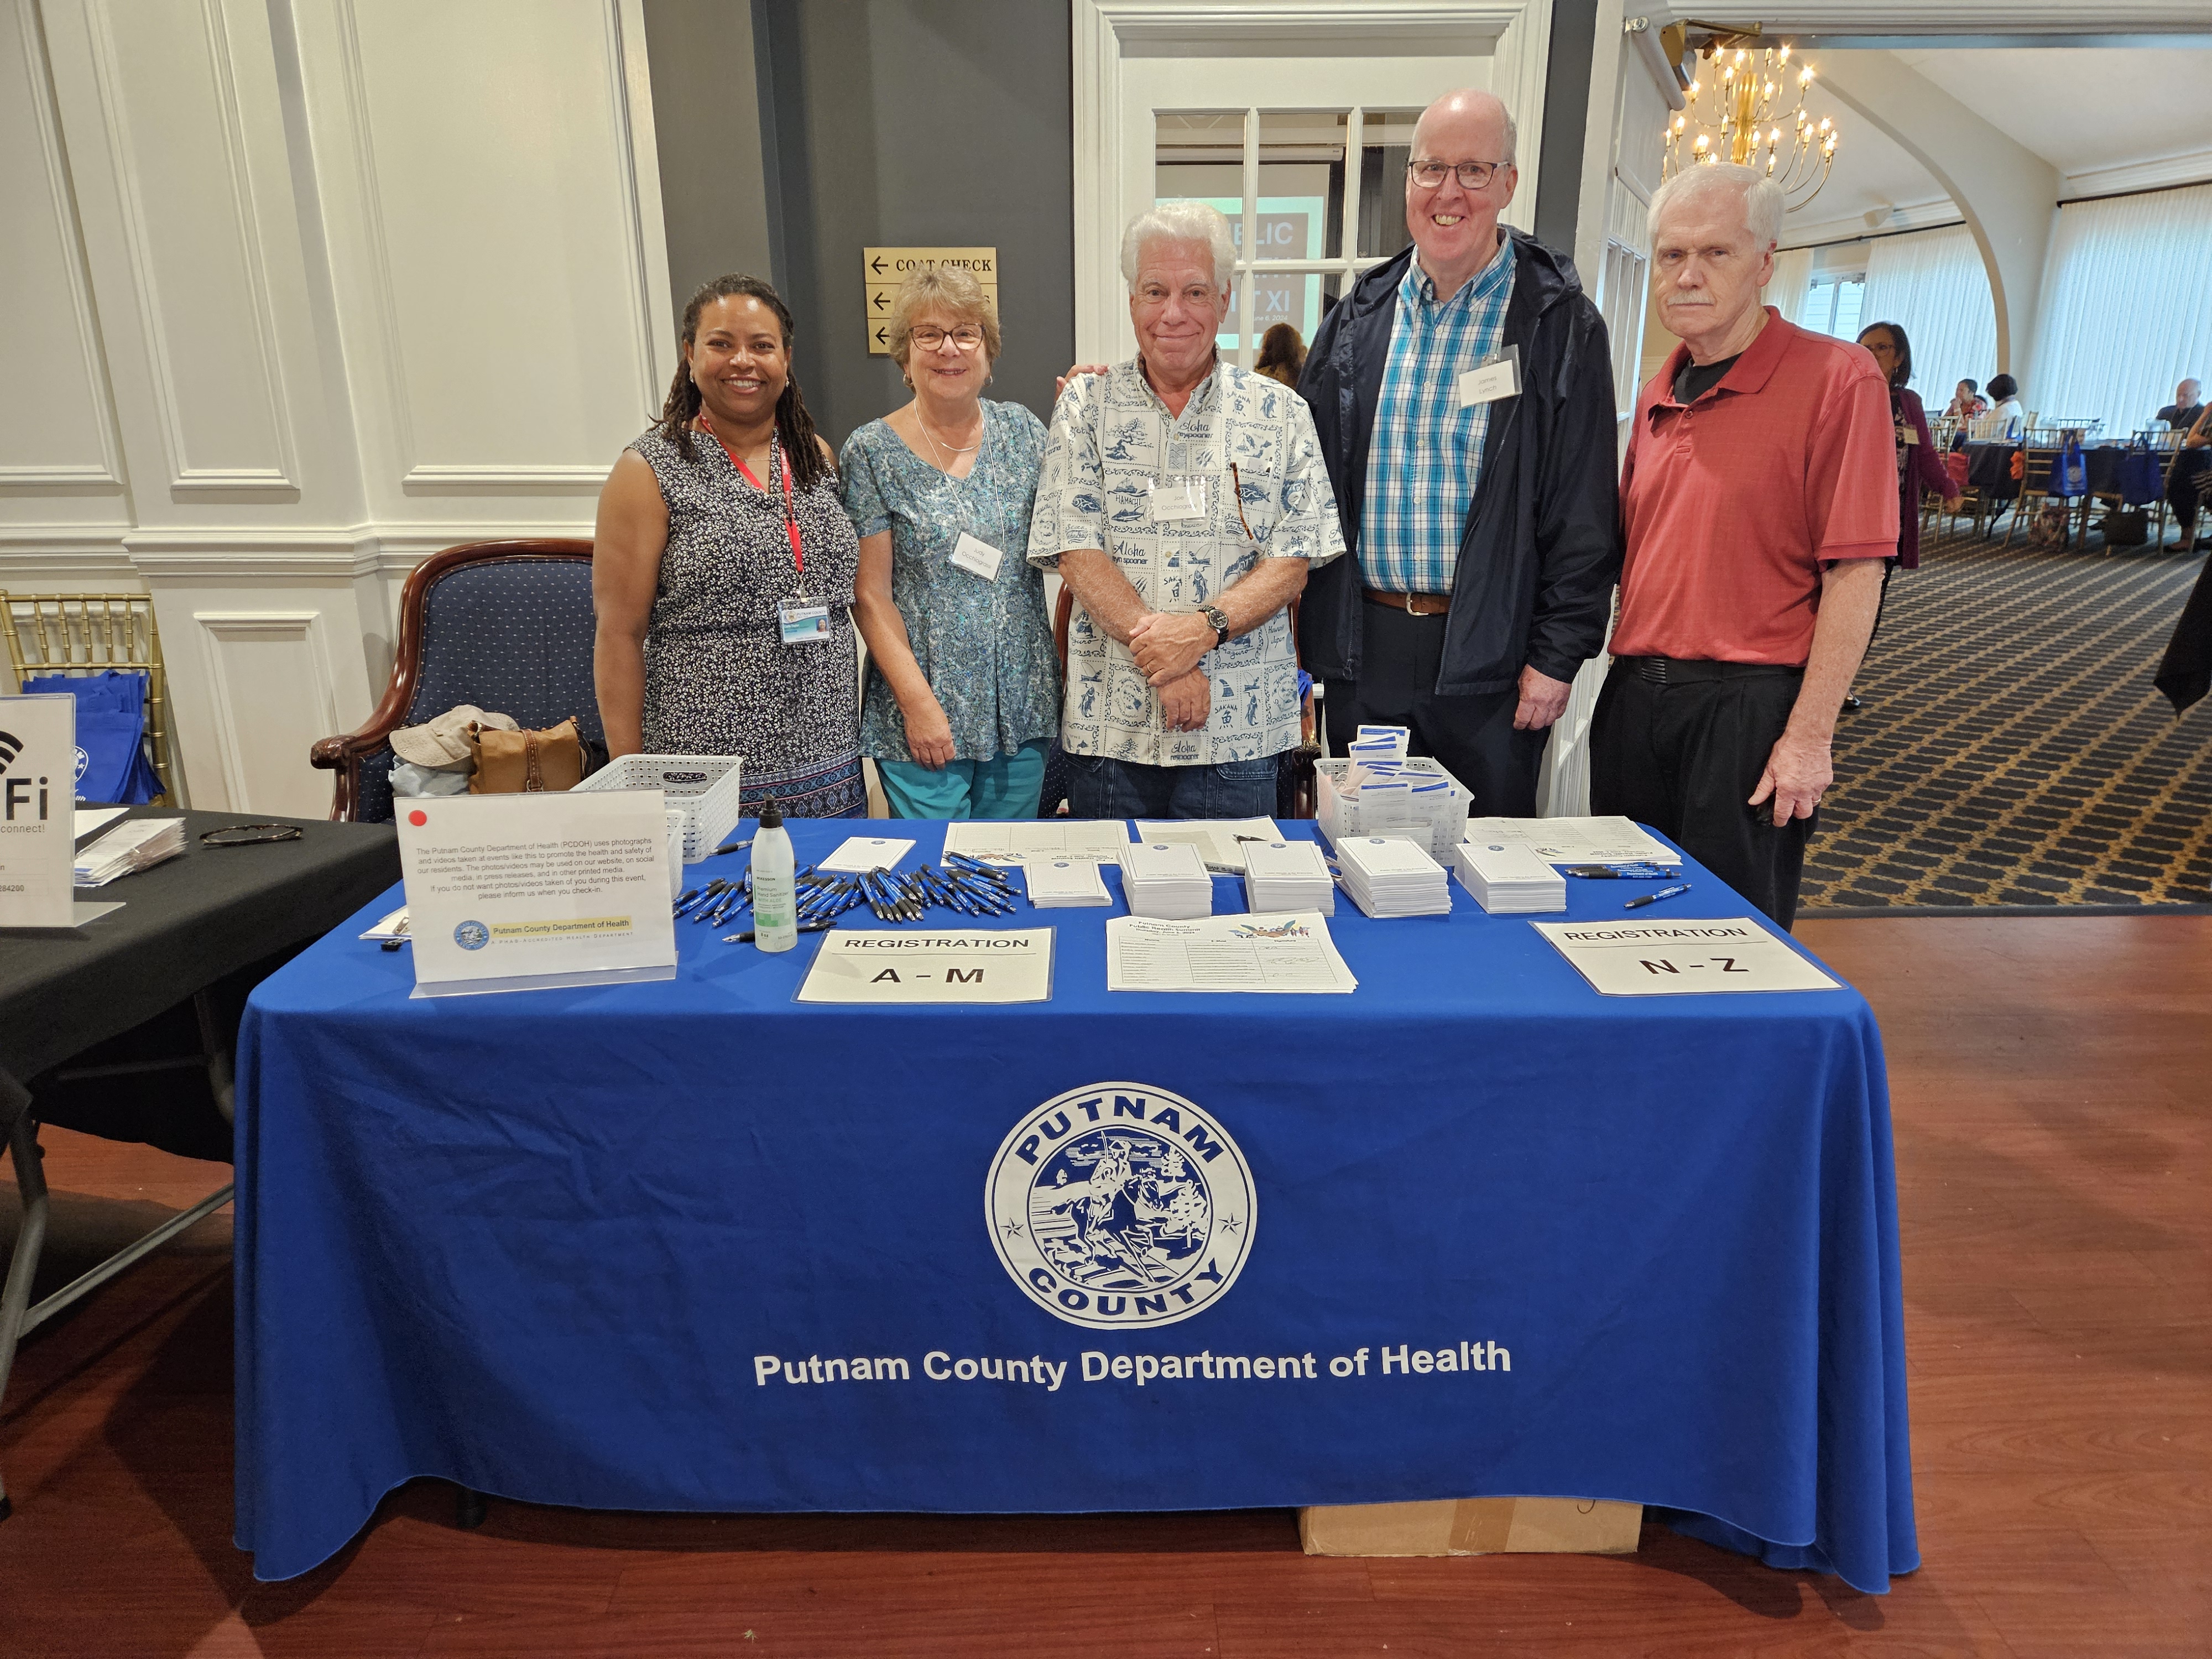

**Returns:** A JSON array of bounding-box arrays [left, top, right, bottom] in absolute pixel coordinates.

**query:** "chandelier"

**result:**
[[1660, 36, 1838, 213]]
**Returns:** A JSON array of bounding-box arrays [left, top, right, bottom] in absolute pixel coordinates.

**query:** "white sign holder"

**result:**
[[0, 693, 119, 930], [396, 790, 679, 998]]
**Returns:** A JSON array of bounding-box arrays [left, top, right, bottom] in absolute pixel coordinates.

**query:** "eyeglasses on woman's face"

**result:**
[[909, 326, 984, 352], [1407, 158, 1507, 192]]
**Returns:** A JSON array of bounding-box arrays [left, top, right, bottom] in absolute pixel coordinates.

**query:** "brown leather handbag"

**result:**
[[467, 717, 585, 794]]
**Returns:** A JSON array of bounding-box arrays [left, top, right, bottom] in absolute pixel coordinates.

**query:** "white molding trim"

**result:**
[[400, 463, 614, 492], [80, 0, 300, 495], [1782, 196, 1963, 251], [12, 0, 127, 493], [1641, 1, 2212, 30], [327, 0, 419, 484], [193, 608, 339, 807], [1071, 0, 1550, 364], [2062, 149, 2212, 202], [611, 0, 677, 405]]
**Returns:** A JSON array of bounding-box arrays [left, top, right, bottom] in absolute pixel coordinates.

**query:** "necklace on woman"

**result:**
[[916, 406, 982, 472]]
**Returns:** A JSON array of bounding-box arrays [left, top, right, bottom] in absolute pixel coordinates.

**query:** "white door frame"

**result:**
[[1071, 0, 1556, 363]]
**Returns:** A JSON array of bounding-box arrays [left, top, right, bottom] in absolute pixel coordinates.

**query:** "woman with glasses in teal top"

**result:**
[[841, 266, 1060, 818]]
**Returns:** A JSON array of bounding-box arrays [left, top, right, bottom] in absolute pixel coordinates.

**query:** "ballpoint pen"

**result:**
[[1624, 882, 1693, 910], [722, 918, 834, 944]]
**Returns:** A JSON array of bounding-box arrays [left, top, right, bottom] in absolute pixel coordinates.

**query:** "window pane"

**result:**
[[1357, 109, 1420, 261], [1154, 110, 1247, 354], [1805, 278, 1837, 335], [1832, 278, 1865, 342]]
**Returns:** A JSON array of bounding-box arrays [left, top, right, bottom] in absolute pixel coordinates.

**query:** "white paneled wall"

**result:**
[[0, 0, 672, 813]]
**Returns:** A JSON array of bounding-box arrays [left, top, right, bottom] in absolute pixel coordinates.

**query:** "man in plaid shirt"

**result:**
[[1297, 89, 1621, 816]]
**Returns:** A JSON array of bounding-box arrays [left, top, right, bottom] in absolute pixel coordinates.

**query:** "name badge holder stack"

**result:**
[[1335, 835, 1453, 918], [1119, 840, 1212, 919], [1453, 841, 1567, 914], [1241, 839, 1335, 916], [1024, 858, 1112, 909]]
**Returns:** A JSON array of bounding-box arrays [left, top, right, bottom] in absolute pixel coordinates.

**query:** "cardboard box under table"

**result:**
[[1302, 1496, 1643, 1557]]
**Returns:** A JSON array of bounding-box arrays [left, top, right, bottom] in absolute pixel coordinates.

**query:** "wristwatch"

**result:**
[[1199, 605, 1230, 649]]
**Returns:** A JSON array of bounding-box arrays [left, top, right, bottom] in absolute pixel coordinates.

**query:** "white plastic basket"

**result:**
[[1315, 758, 1470, 861], [573, 753, 744, 863]]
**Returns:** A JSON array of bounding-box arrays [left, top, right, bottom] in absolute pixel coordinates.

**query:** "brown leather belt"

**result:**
[[1362, 586, 1452, 617]]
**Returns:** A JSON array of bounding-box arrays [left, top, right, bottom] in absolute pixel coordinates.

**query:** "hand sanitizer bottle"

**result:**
[[750, 799, 797, 952]]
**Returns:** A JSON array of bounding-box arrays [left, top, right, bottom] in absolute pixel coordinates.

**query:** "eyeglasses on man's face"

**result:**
[[909, 326, 985, 352], [1407, 158, 1509, 192]]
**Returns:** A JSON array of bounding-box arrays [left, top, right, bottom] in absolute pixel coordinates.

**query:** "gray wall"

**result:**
[[641, 0, 780, 336], [750, 0, 1075, 448], [1532, 0, 1598, 263]]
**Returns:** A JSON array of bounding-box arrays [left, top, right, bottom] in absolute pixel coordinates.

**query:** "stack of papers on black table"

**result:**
[[1025, 857, 1113, 908], [1119, 840, 1213, 919], [1453, 841, 1567, 914], [1334, 834, 1451, 917], [1241, 838, 1335, 916], [74, 817, 186, 887]]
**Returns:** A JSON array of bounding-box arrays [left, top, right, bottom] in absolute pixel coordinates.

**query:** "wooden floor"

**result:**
[[3, 915, 2206, 1657]]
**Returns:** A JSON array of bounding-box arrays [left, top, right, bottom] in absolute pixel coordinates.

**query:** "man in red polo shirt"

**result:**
[[1591, 163, 1894, 930]]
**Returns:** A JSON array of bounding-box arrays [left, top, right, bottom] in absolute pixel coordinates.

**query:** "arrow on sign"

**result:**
[[873, 292, 888, 310], [870, 255, 887, 274], [874, 326, 887, 345]]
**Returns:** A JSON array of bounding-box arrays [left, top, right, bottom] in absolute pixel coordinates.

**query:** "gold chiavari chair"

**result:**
[[0, 592, 176, 805]]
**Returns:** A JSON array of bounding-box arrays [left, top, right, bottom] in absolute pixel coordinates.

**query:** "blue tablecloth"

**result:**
[[234, 820, 1916, 1590]]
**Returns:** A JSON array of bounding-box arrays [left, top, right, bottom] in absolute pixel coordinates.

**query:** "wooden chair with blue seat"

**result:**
[[311, 539, 602, 821]]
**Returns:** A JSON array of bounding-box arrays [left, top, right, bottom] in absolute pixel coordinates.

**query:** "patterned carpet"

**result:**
[[1799, 526, 2212, 912]]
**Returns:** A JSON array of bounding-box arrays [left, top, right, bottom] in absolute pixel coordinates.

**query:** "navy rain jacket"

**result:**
[[1295, 229, 1623, 695]]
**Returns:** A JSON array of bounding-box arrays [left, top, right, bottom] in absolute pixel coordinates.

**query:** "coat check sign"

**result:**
[[864, 247, 999, 354]]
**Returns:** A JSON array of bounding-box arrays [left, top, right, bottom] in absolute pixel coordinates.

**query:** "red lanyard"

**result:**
[[701, 416, 805, 575]]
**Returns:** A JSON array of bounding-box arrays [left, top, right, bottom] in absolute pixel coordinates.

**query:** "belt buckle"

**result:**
[[1637, 656, 1668, 685], [1411, 593, 1448, 617]]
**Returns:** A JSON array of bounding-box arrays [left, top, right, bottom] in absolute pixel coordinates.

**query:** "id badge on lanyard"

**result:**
[[778, 597, 831, 645], [704, 417, 821, 645]]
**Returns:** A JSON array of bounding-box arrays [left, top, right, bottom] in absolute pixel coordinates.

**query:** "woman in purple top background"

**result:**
[[1844, 321, 1965, 707], [1860, 320, 1964, 572]]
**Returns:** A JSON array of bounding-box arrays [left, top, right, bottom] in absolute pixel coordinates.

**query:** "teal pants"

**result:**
[[876, 740, 1049, 820]]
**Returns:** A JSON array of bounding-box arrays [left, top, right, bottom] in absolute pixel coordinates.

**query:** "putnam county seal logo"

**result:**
[[986, 1082, 1256, 1330], [453, 920, 490, 951]]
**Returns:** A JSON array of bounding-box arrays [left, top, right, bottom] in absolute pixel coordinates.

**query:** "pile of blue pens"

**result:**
[[796, 851, 1018, 925], [672, 868, 751, 926]]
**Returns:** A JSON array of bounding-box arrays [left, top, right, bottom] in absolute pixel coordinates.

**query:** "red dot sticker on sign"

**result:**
[[408, 810, 427, 827]]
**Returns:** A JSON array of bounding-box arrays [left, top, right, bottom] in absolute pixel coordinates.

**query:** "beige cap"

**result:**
[[389, 705, 517, 769]]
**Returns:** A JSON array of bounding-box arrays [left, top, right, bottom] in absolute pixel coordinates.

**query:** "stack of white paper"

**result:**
[[1131, 817, 1283, 872], [1335, 834, 1452, 918], [1119, 840, 1213, 920], [1025, 857, 1112, 908], [1241, 838, 1335, 916], [1453, 840, 1567, 914], [74, 817, 185, 887]]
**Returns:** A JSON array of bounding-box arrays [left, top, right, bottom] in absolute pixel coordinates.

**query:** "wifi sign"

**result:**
[[0, 730, 48, 821]]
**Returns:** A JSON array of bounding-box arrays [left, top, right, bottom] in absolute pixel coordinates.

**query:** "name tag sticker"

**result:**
[[1149, 477, 1207, 520], [950, 531, 1005, 581], [1897, 424, 1919, 445], [778, 598, 831, 645], [1457, 343, 1522, 408]]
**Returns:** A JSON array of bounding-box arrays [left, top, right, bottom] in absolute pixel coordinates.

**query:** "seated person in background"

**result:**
[[1942, 378, 1986, 423], [841, 265, 1060, 821], [1978, 373, 2024, 437], [1029, 200, 1345, 821], [594, 275, 865, 818], [1255, 322, 1306, 388], [2156, 377, 2204, 433], [2177, 399, 2212, 556]]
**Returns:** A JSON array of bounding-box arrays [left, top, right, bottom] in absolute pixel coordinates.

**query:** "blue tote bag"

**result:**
[[22, 671, 163, 805]]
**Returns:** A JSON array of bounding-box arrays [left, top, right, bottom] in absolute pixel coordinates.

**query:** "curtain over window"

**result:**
[[1765, 247, 1813, 327], [2033, 182, 2212, 437], [1859, 225, 1996, 414]]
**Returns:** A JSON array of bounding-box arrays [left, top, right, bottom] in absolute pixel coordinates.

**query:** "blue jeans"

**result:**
[[1064, 752, 1282, 820]]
